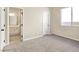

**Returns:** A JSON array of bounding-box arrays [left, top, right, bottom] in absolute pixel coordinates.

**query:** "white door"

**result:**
[[43, 10, 50, 35], [0, 7, 6, 50]]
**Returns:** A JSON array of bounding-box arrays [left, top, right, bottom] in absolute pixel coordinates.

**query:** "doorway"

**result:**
[[9, 7, 23, 44]]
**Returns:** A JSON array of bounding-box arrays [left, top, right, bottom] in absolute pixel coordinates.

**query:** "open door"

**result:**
[[0, 7, 6, 51]]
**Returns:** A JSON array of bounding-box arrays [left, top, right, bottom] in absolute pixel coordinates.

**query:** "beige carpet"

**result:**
[[3, 35, 79, 52]]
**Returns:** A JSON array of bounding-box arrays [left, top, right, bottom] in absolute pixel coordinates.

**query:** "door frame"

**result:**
[[5, 7, 23, 45], [5, 7, 9, 45]]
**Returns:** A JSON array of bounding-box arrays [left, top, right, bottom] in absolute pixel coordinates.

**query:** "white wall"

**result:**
[[23, 7, 50, 40], [50, 8, 79, 41]]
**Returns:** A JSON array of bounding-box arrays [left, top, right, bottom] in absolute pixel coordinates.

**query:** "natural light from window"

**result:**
[[73, 7, 79, 26], [61, 8, 71, 26], [61, 7, 79, 26]]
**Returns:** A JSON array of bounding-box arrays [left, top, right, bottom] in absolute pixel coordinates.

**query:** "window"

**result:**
[[73, 7, 79, 26], [61, 7, 79, 26], [61, 8, 71, 26]]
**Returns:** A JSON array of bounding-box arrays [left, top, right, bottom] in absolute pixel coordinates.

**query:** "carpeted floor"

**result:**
[[3, 35, 79, 52], [10, 35, 22, 44]]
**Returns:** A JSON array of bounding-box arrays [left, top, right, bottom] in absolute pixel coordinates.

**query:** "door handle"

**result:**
[[1, 29, 4, 31]]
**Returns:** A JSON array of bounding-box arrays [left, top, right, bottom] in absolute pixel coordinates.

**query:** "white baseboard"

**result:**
[[23, 35, 44, 41], [53, 33, 79, 42]]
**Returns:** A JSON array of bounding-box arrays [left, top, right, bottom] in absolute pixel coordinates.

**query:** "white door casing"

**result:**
[[5, 7, 9, 45]]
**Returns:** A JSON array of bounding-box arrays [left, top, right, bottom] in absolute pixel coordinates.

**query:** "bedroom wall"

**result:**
[[50, 8, 79, 41], [23, 7, 50, 40]]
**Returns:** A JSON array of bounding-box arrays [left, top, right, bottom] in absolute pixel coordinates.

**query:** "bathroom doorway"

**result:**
[[9, 7, 23, 44]]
